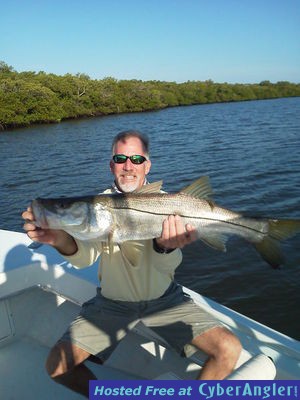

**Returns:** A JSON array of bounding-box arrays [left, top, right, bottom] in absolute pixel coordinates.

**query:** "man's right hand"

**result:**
[[22, 206, 78, 256]]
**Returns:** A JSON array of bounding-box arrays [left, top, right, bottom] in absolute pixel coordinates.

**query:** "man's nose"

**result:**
[[123, 158, 133, 170]]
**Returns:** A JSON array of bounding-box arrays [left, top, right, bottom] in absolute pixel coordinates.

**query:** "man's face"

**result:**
[[110, 136, 151, 193]]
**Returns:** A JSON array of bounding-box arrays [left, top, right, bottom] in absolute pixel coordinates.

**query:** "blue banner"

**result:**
[[89, 380, 299, 400]]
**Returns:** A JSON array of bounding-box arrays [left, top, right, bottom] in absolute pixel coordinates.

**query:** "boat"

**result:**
[[1, 228, 299, 399]]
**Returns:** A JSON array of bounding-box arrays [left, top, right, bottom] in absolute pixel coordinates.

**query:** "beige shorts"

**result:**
[[60, 282, 221, 360]]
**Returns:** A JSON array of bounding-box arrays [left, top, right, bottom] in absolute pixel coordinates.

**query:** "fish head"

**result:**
[[31, 197, 89, 230], [31, 196, 114, 240]]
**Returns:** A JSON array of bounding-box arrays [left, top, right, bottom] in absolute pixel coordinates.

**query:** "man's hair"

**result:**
[[111, 130, 150, 156]]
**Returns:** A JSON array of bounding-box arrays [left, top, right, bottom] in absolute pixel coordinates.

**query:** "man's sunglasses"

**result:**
[[112, 154, 147, 164]]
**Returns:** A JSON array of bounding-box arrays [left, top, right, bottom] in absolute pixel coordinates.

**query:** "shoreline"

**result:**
[[1, 62, 299, 132], [2, 95, 300, 132]]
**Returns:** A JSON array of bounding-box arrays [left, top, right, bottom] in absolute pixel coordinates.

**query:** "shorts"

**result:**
[[60, 282, 222, 360]]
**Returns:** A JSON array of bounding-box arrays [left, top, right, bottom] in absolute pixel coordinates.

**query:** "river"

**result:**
[[1, 97, 299, 340]]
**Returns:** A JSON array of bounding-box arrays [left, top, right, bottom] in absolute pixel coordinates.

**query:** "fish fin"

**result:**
[[200, 234, 227, 252], [207, 199, 216, 211], [254, 219, 300, 268], [180, 176, 213, 199], [254, 239, 284, 269], [136, 180, 163, 194], [268, 219, 300, 241]]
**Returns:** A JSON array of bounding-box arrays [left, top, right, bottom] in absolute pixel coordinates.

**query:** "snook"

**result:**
[[31, 177, 300, 268]]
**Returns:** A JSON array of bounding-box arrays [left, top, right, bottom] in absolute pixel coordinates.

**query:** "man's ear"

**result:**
[[109, 159, 114, 173], [145, 159, 151, 175]]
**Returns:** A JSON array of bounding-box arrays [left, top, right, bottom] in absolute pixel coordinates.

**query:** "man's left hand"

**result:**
[[155, 215, 197, 251]]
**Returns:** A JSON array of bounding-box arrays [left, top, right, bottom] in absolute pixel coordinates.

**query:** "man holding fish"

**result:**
[[22, 130, 243, 397]]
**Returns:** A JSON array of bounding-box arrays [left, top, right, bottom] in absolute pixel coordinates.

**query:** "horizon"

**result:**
[[2, 61, 299, 86]]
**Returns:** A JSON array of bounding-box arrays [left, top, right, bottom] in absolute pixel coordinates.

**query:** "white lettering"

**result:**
[[262, 385, 271, 399], [145, 386, 175, 396], [178, 386, 193, 396], [216, 383, 225, 397], [93, 384, 142, 396], [93, 385, 104, 395], [199, 383, 209, 398]]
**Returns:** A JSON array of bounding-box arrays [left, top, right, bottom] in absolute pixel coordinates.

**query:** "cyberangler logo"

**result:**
[[198, 382, 298, 400]]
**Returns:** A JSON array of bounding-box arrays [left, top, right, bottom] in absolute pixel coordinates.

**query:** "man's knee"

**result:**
[[45, 343, 69, 379], [215, 328, 242, 360], [46, 341, 92, 379], [192, 326, 242, 361]]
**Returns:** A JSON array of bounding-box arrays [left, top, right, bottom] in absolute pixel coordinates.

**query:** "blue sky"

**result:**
[[1, 0, 299, 83]]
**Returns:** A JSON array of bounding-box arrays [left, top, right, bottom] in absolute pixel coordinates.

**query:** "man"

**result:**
[[22, 130, 241, 397]]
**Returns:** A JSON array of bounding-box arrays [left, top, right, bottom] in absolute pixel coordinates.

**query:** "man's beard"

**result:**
[[117, 175, 141, 193]]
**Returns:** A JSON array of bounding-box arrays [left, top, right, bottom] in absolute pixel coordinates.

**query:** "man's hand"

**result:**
[[22, 206, 78, 256], [155, 215, 197, 251]]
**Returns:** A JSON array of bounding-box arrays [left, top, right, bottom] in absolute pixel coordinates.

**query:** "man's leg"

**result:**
[[45, 341, 100, 398], [191, 326, 242, 380]]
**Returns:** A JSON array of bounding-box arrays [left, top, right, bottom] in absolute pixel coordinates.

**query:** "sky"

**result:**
[[1, 0, 300, 83]]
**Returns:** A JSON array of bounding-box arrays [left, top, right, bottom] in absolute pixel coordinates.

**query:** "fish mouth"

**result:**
[[31, 199, 49, 229]]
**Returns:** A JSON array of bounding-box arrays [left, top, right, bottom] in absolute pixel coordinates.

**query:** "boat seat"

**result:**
[[226, 354, 276, 380]]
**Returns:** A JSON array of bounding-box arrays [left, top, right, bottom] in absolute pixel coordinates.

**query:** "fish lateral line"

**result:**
[[109, 205, 271, 236]]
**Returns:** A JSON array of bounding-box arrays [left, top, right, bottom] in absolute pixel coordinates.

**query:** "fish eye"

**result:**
[[57, 202, 68, 209]]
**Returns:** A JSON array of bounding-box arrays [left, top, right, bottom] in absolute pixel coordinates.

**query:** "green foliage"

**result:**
[[0, 77, 62, 127], [0, 61, 15, 73], [0, 60, 300, 130]]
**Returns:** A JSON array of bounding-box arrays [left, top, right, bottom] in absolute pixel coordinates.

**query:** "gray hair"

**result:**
[[111, 130, 150, 156]]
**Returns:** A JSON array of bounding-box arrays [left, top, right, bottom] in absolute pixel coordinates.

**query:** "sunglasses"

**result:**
[[112, 154, 147, 164]]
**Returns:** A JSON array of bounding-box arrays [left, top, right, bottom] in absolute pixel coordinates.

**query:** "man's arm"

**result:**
[[22, 206, 78, 256], [155, 215, 197, 252]]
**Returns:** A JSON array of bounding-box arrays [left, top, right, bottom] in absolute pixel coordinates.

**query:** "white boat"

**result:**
[[1, 229, 299, 399]]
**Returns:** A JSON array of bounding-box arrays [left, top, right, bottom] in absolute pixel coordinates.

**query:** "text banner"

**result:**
[[89, 380, 299, 400]]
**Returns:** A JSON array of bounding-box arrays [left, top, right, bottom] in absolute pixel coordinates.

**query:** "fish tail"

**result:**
[[254, 219, 300, 268]]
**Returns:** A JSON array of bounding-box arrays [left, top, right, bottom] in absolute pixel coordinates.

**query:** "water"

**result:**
[[1, 97, 300, 340]]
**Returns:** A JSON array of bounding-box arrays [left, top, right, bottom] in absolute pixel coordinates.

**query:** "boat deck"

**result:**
[[0, 287, 149, 399], [0, 286, 206, 399], [0, 230, 299, 399]]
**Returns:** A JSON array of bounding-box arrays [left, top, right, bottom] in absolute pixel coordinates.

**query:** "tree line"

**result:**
[[1, 61, 300, 130]]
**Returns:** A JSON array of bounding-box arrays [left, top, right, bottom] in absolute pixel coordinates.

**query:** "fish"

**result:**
[[31, 176, 300, 268]]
